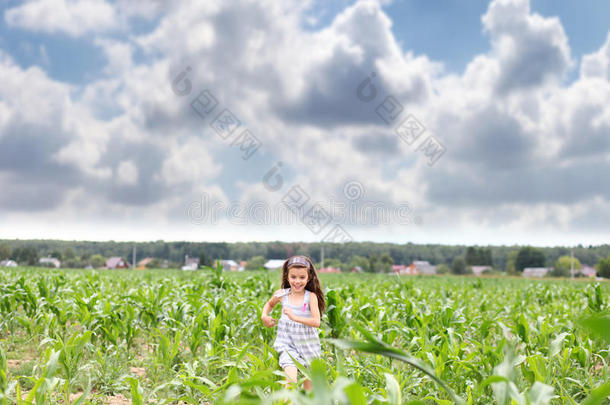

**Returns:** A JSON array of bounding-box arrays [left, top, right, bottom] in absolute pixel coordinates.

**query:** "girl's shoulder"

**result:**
[[274, 288, 290, 299], [306, 289, 318, 300]]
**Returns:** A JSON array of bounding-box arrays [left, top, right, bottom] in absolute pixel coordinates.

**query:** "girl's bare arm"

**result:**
[[261, 296, 279, 316], [261, 290, 283, 326]]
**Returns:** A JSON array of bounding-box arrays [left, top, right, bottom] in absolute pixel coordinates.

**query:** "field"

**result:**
[[0, 267, 609, 404]]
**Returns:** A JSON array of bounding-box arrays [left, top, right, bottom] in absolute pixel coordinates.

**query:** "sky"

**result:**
[[0, 0, 609, 247]]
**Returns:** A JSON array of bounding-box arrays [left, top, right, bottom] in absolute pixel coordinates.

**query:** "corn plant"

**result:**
[[16, 347, 61, 405], [39, 330, 92, 403], [1, 268, 608, 403], [0, 345, 16, 405]]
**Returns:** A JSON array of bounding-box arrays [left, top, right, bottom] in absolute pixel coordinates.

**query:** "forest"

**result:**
[[1, 239, 609, 271]]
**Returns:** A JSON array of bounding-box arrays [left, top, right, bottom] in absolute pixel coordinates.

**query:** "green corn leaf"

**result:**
[[578, 313, 610, 343], [127, 377, 143, 405], [384, 373, 401, 405], [328, 323, 465, 405], [343, 382, 367, 405], [580, 381, 610, 405]]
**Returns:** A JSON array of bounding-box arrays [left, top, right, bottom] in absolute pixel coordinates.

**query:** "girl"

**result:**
[[261, 255, 326, 389]]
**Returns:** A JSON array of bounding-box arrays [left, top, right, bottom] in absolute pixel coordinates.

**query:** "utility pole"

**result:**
[[321, 244, 325, 269], [570, 248, 574, 279], [133, 245, 136, 269]]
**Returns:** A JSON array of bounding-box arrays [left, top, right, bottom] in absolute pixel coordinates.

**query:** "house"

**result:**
[[350, 266, 363, 273], [39, 257, 61, 268], [572, 265, 597, 278], [185, 255, 199, 267], [137, 257, 155, 269], [181, 263, 197, 271], [318, 266, 342, 273], [472, 265, 492, 276], [523, 267, 549, 277], [182, 255, 199, 271], [413, 260, 436, 275], [393, 264, 418, 275], [182, 255, 199, 270], [0, 259, 17, 267], [218, 259, 242, 271], [105, 257, 130, 269], [264, 259, 285, 269], [581, 265, 597, 278], [392, 264, 407, 274]]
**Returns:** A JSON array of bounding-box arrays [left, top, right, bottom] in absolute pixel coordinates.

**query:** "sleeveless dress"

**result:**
[[273, 288, 322, 367]]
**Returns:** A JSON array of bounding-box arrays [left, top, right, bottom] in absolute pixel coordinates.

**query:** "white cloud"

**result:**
[[116, 160, 138, 185], [94, 38, 133, 76], [159, 137, 221, 186], [135, 2, 220, 55], [0, 56, 72, 124], [4, 0, 118, 37], [114, 0, 169, 20], [51, 103, 112, 180], [581, 33, 610, 80], [481, 0, 572, 93]]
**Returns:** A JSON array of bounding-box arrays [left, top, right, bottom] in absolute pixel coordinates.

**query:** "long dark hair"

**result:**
[[281, 255, 325, 314]]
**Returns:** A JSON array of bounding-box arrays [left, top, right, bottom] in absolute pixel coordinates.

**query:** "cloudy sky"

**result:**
[[1, 0, 609, 246]]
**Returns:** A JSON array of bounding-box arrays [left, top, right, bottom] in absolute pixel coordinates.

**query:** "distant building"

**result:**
[[182, 255, 199, 270], [574, 265, 597, 278], [181, 263, 197, 271], [39, 257, 61, 268], [0, 259, 17, 267], [137, 257, 155, 269], [471, 265, 492, 276], [392, 264, 406, 273], [318, 266, 342, 273], [523, 267, 549, 277], [264, 259, 285, 269], [393, 264, 418, 275], [182, 255, 198, 271], [218, 259, 242, 271], [413, 260, 436, 275], [350, 266, 363, 273], [105, 257, 130, 269]]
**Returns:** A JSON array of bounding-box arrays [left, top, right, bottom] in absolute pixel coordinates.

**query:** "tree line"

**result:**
[[1, 239, 610, 276]]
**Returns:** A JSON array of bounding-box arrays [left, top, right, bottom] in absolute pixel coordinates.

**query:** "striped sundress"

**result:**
[[273, 288, 321, 367]]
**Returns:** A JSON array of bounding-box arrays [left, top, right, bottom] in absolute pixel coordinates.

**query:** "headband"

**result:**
[[286, 256, 310, 269]]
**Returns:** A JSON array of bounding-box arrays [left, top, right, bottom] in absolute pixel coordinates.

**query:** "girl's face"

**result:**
[[287, 266, 309, 292]]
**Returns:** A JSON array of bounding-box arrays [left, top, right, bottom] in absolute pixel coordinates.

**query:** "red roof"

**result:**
[[138, 257, 154, 266], [394, 264, 417, 275], [318, 267, 342, 273], [106, 257, 129, 269]]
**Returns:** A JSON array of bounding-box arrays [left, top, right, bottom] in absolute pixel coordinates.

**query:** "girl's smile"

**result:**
[[288, 266, 309, 292]]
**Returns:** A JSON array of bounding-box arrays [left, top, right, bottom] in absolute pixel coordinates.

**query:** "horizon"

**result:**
[[1, 236, 608, 250]]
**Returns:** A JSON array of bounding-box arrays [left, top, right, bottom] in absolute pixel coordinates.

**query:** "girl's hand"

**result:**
[[261, 315, 276, 328], [283, 307, 295, 320]]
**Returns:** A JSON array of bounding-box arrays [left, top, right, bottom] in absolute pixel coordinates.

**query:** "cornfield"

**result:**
[[0, 266, 608, 404]]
